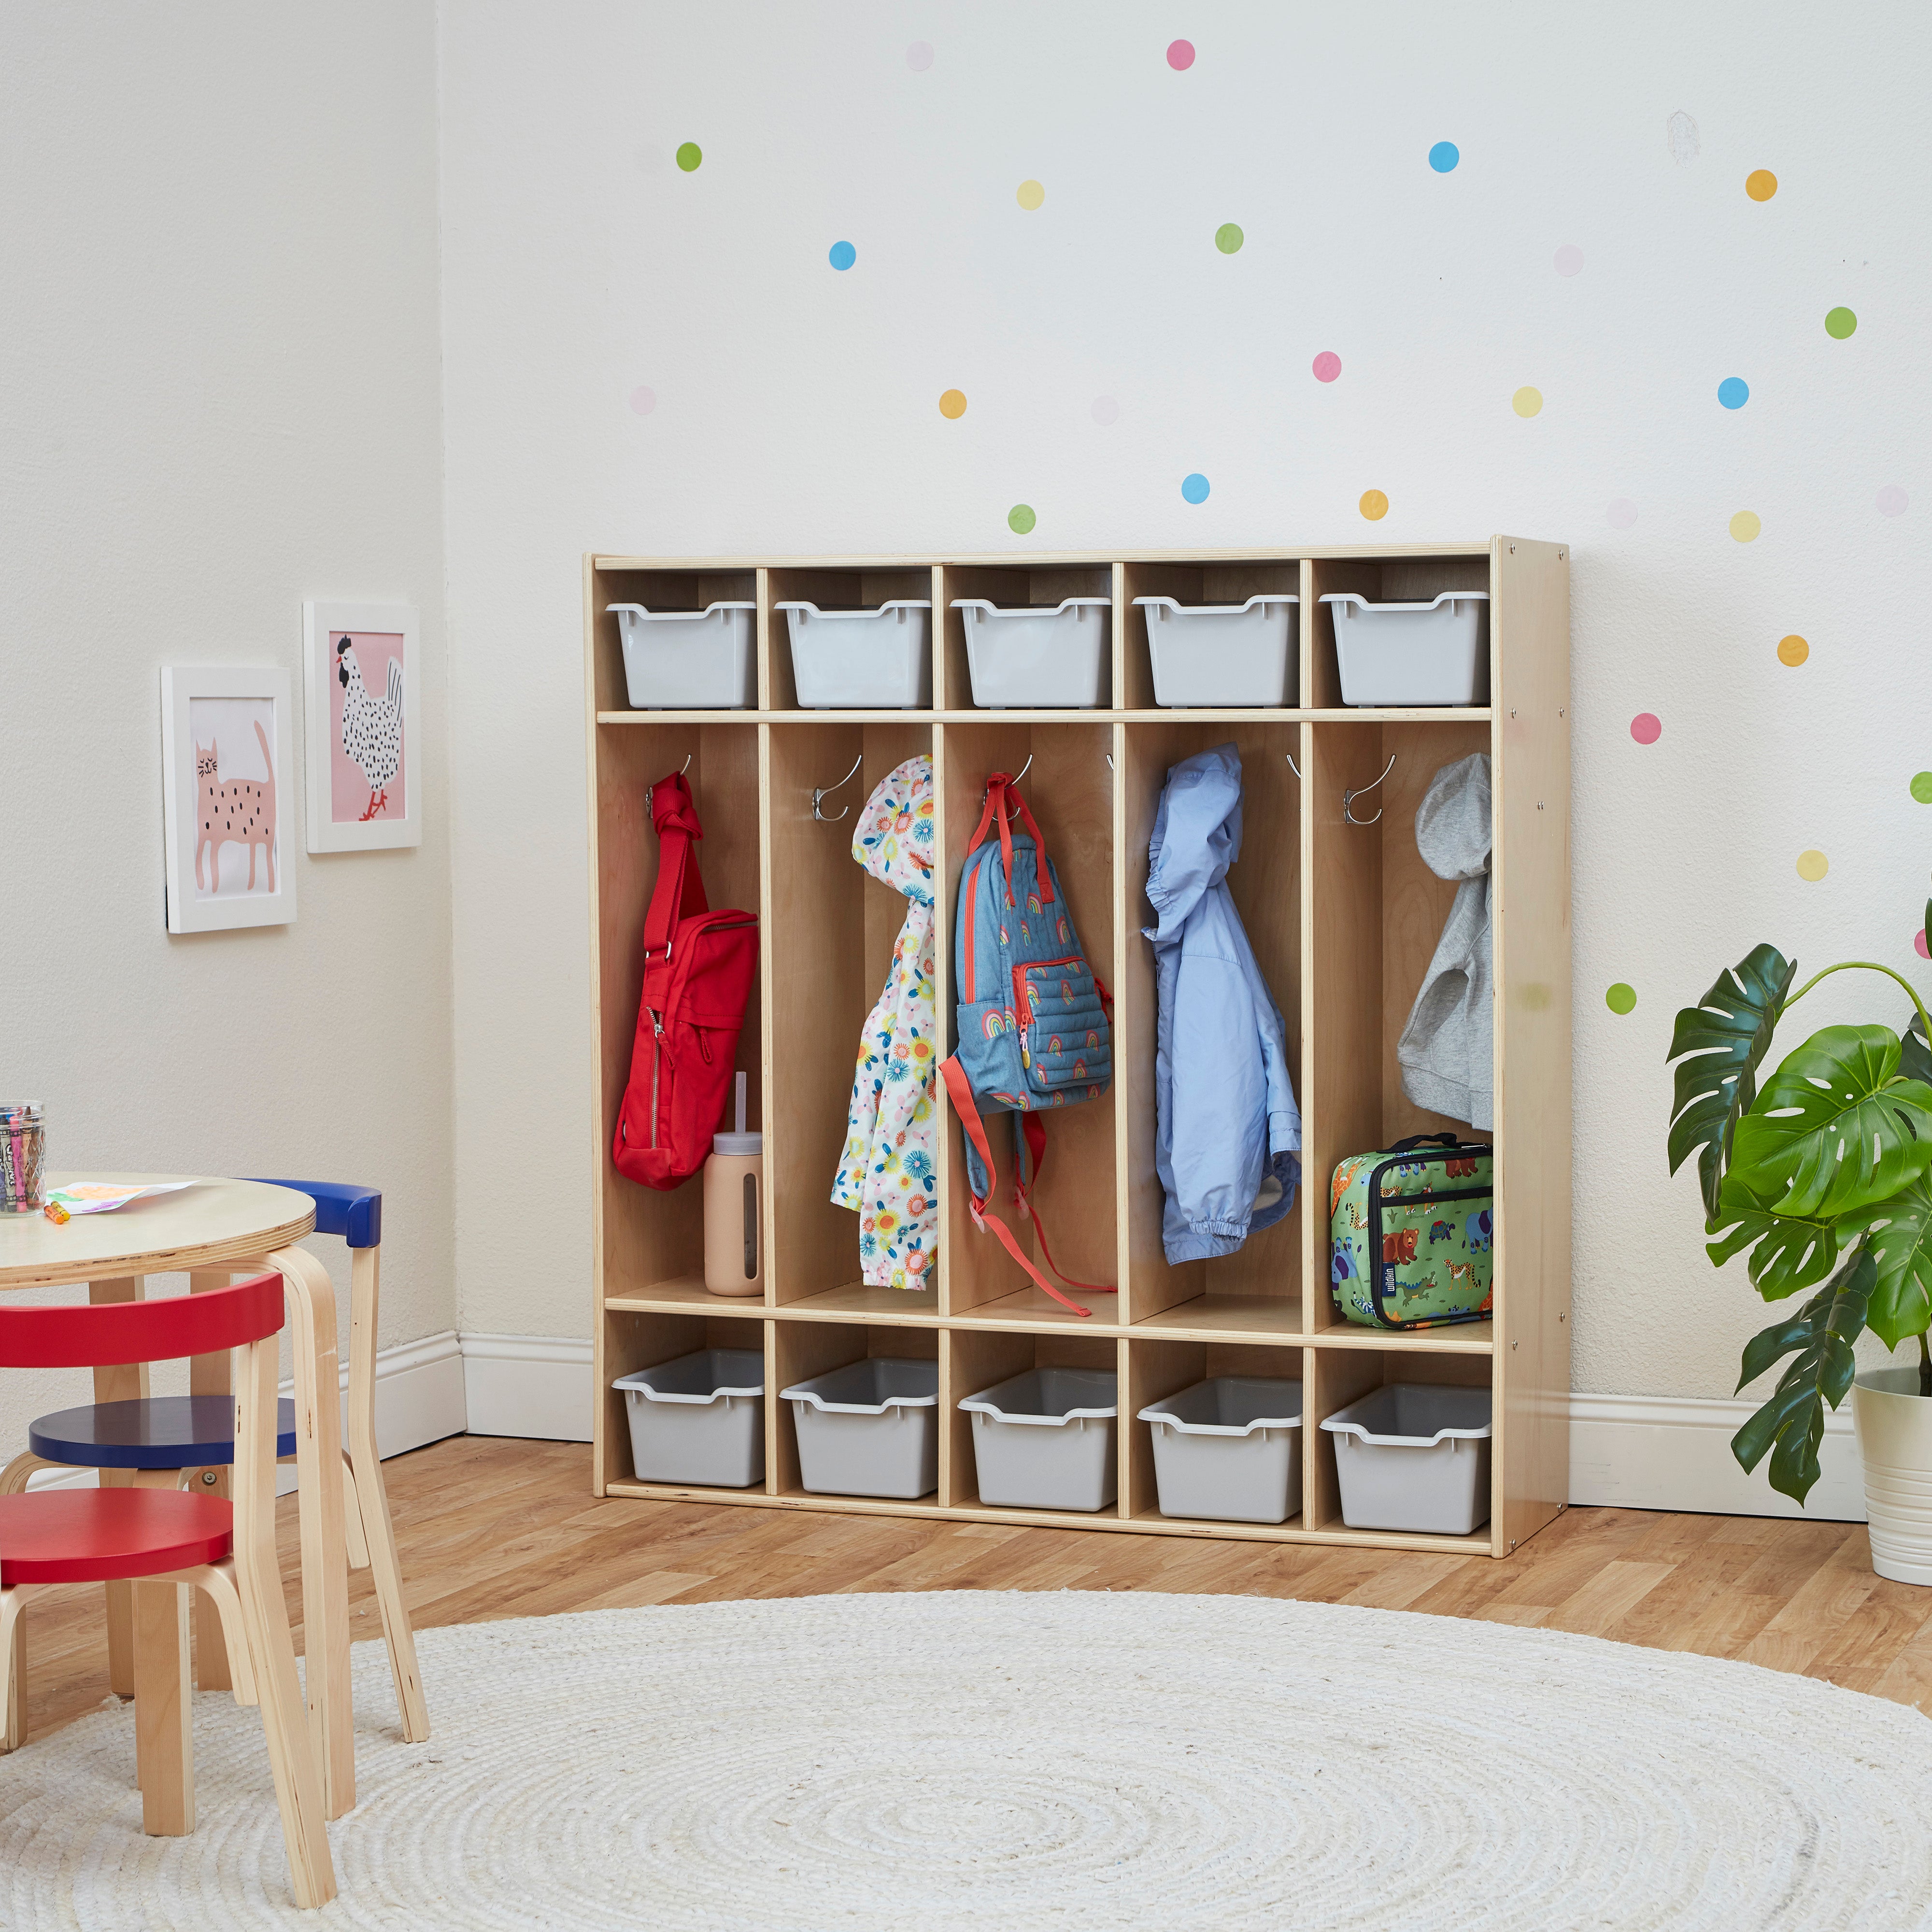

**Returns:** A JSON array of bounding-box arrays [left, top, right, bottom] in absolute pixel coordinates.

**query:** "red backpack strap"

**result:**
[[1013, 1115, 1115, 1295], [967, 774, 1060, 909], [642, 771, 708, 966]]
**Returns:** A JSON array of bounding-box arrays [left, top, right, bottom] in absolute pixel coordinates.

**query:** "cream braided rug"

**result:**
[[3, 1589, 1931, 1930]]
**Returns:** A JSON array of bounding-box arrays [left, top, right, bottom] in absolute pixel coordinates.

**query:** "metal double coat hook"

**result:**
[[645, 753, 692, 817], [1344, 753, 1397, 826], [812, 754, 865, 822]]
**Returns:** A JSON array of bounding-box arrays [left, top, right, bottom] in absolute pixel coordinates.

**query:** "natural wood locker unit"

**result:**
[[587, 540, 1571, 1558]]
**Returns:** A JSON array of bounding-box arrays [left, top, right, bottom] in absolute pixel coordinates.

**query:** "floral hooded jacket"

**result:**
[[831, 755, 938, 1288]]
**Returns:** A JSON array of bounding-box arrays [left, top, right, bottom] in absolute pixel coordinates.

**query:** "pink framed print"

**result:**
[[302, 599, 422, 852]]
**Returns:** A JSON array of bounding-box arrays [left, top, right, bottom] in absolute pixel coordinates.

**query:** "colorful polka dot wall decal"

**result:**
[[1181, 473, 1210, 504], [1630, 713, 1662, 745], [1512, 387, 1543, 418], [1912, 772, 1932, 804], [1730, 511, 1762, 542], [1008, 503, 1036, 535], [628, 386, 656, 416], [1777, 634, 1809, 666], [1605, 983, 1637, 1015], [1826, 307, 1858, 339], [1091, 396, 1119, 425], [1166, 39, 1195, 69], [1312, 351, 1341, 383], [1016, 180, 1045, 211], [1746, 169, 1777, 201], [1718, 377, 1749, 409], [828, 240, 856, 270], [938, 389, 966, 419], [1429, 141, 1460, 172], [906, 41, 934, 70], [1606, 499, 1638, 529], [675, 142, 702, 172], [1878, 484, 1909, 516], [1554, 245, 1584, 277], [1796, 849, 1828, 882], [1360, 489, 1389, 521], [1215, 223, 1244, 254]]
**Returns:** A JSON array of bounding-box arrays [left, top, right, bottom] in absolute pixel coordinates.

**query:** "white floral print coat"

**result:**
[[831, 755, 938, 1288]]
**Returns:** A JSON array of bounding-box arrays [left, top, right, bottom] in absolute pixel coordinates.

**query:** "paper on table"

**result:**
[[43, 1181, 197, 1217]]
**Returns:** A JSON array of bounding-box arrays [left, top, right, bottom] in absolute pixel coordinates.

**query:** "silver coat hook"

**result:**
[[1284, 751, 1302, 780], [1343, 753, 1396, 826], [983, 753, 1033, 801], [812, 753, 865, 822], [646, 753, 693, 816]]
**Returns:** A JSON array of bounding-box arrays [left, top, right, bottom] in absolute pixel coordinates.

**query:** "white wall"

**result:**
[[0, 3, 454, 1445], [439, 0, 1932, 1414]]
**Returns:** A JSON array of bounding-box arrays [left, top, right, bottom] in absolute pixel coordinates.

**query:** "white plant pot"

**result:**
[[1853, 1367, 1932, 1586]]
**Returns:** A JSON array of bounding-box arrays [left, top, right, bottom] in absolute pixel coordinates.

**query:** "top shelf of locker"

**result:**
[[594, 708, 1498, 725], [590, 545, 1505, 570]]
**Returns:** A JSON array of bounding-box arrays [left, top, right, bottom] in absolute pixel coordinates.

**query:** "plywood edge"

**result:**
[[584, 554, 609, 1495]]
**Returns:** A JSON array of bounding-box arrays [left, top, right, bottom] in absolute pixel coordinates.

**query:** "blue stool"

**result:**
[[8, 1180, 427, 1746]]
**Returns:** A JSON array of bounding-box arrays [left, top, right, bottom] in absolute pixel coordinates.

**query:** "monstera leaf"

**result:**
[[1667, 944, 1796, 1223], [1837, 1175, 1932, 1349], [1730, 1025, 1932, 1220], [1902, 1007, 1932, 1086], [1704, 1163, 1837, 1300], [1732, 1247, 1874, 1504]]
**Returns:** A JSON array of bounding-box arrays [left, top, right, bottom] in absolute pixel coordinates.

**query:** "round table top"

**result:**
[[0, 1174, 316, 1291]]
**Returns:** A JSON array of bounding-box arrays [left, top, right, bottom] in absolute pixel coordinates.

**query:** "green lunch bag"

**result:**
[[1330, 1134, 1493, 1331]]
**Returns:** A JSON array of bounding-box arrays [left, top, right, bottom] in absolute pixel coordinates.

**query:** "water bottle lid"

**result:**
[[712, 1132, 763, 1157]]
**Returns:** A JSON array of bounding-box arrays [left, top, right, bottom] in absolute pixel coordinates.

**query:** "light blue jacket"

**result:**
[[1144, 745, 1301, 1264]]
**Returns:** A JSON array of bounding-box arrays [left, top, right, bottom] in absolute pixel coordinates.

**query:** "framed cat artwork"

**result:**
[[159, 665, 298, 934], [301, 599, 421, 853]]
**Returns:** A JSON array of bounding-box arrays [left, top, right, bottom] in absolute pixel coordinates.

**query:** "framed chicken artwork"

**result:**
[[301, 600, 422, 852]]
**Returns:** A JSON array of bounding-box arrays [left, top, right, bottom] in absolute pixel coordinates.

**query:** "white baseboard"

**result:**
[[460, 1331, 595, 1442]]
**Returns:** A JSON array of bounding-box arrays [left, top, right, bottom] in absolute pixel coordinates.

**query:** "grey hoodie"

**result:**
[[1397, 753, 1493, 1130]]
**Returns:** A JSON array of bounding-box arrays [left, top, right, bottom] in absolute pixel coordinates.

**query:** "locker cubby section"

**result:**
[[937, 561, 1115, 710], [767, 722, 937, 1318], [946, 1328, 1121, 1517], [602, 1310, 768, 1494], [773, 1321, 941, 1503], [595, 721, 764, 1313], [939, 721, 1118, 1324], [762, 565, 937, 712], [591, 564, 758, 715], [1120, 557, 1302, 711], [1305, 554, 1491, 712]]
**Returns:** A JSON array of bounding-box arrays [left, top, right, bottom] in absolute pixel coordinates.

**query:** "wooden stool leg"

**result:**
[[91, 1276, 148, 1697], [1, 1587, 25, 1753], [133, 1579, 194, 1835], [187, 1272, 234, 1694]]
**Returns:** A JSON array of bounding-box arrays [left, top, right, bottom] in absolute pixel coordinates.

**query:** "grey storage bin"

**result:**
[[960, 1367, 1118, 1512], [1138, 1377, 1303, 1524], [1321, 1383, 1492, 1534], [776, 601, 933, 709], [780, 1357, 939, 1499], [613, 1349, 765, 1489], [607, 602, 757, 710], [1133, 594, 1298, 706], [954, 598, 1111, 708], [1321, 592, 1491, 706]]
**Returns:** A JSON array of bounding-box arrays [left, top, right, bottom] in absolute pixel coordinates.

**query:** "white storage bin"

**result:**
[[1320, 1383, 1492, 1534], [960, 1367, 1117, 1512], [780, 1357, 939, 1499], [1133, 595, 1298, 707], [954, 598, 1111, 709], [613, 1349, 765, 1488], [777, 601, 932, 709], [607, 602, 757, 710], [1137, 1377, 1303, 1525], [1321, 592, 1490, 707]]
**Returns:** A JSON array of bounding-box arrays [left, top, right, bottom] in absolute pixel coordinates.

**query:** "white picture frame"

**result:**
[[160, 665, 298, 934], [301, 599, 422, 852]]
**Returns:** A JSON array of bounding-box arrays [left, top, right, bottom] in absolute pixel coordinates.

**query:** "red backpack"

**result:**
[[612, 771, 759, 1191]]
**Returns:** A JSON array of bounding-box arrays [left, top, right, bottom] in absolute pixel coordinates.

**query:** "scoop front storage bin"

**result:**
[[1133, 595, 1298, 707], [1138, 1377, 1303, 1524], [777, 601, 933, 709], [1320, 1383, 1492, 1534], [954, 598, 1111, 708], [960, 1368, 1118, 1512], [607, 602, 757, 710], [780, 1357, 939, 1498], [613, 1349, 765, 1488], [1321, 592, 1490, 706]]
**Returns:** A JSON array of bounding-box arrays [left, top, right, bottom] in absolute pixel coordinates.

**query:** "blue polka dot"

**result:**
[[1428, 141, 1460, 173], [828, 241, 856, 271], [1718, 376, 1749, 409], [1181, 473, 1210, 504]]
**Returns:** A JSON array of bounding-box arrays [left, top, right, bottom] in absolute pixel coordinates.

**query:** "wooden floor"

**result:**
[[13, 1433, 1932, 1748]]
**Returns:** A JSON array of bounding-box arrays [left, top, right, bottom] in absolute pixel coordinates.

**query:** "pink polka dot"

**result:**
[[906, 41, 934, 71], [1312, 351, 1342, 383], [1091, 395, 1120, 426], [1554, 244, 1584, 277], [1166, 39, 1195, 69], [1878, 484, 1909, 516], [629, 386, 656, 416], [1606, 498, 1638, 529], [1631, 713, 1662, 745], [1917, 929, 1929, 961]]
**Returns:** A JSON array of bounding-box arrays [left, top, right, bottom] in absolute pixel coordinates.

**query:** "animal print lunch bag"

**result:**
[[1330, 1134, 1493, 1330]]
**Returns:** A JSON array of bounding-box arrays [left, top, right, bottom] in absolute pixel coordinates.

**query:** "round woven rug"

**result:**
[[3, 1589, 1931, 1929]]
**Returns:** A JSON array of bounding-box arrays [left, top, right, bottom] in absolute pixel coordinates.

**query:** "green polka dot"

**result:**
[[1008, 503, 1036, 535], [1215, 223, 1244, 255], [1825, 306, 1858, 339], [1605, 982, 1637, 1015], [675, 142, 702, 172], [1912, 772, 1932, 804]]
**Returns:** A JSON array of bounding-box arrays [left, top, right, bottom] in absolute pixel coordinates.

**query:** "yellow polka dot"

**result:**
[[938, 388, 967, 419], [1730, 511, 1762, 542], [1746, 169, 1778, 202], [1512, 386, 1543, 418], [1359, 489, 1389, 521], [1016, 179, 1045, 211], [1796, 849, 1828, 882], [1777, 634, 1808, 666]]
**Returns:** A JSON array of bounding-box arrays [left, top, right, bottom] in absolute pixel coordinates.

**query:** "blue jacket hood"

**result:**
[[1146, 745, 1244, 943]]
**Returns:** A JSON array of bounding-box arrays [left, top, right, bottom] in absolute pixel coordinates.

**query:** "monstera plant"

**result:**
[[1667, 901, 1932, 1509]]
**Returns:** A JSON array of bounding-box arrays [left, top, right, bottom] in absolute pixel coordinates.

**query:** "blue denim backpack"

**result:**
[[938, 771, 1116, 1315]]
